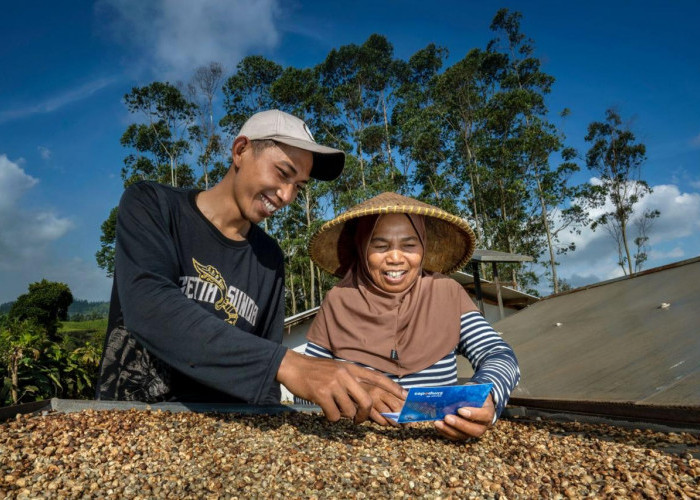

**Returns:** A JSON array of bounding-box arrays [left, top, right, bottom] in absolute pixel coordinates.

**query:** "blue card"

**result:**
[[381, 383, 493, 423]]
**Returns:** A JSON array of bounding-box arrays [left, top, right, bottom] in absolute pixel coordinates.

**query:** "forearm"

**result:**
[[458, 311, 520, 418]]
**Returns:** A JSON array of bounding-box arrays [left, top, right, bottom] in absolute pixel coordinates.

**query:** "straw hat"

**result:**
[[309, 192, 476, 277]]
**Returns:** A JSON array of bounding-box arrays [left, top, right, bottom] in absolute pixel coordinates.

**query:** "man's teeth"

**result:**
[[262, 196, 276, 213], [386, 271, 405, 279]]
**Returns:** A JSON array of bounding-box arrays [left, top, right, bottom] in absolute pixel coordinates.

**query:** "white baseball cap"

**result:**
[[237, 109, 345, 181]]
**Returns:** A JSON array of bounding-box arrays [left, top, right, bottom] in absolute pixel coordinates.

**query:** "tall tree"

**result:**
[[122, 82, 197, 187], [318, 34, 403, 210], [8, 280, 73, 342], [583, 108, 654, 275], [187, 62, 227, 189], [478, 8, 581, 292], [97, 83, 198, 276], [392, 43, 450, 205], [220, 56, 283, 137]]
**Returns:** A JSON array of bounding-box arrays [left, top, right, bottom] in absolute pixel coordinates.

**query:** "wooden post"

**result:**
[[492, 262, 505, 320], [472, 261, 485, 315]]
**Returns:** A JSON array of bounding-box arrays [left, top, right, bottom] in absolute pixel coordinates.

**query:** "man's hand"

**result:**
[[358, 381, 405, 426], [276, 350, 407, 423], [433, 394, 496, 441]]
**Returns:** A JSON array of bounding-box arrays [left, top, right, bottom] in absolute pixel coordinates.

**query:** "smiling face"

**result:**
[[366, 214, 424, 293], [232, 137, 312, 224]]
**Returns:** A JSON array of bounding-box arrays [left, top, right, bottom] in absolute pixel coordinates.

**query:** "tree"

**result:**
[[633, 209, 660, 272], [393, 43, 453, 208], [583, 108, 655, 275], [122, 82, 197, 188], [318, 34, 404, 209], [0, 318, 43, 404], [98, 83, 199, 276], [8, 280, 73, 342], [96, 206, 118, 278], [187, 62, 227, 189], [220, 56, 283, 137]]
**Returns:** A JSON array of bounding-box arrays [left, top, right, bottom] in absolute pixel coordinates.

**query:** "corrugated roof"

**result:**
[[487, 256, 700, 407]]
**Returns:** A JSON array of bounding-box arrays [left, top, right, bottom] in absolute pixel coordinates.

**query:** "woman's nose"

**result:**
[[387, 248, 404, 262]]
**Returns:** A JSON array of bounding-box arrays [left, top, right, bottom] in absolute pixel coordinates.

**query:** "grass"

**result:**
[[60, 318, 108, 333], [59, 318, 108, 350]]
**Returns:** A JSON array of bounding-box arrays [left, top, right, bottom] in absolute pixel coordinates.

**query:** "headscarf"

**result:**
[[306, 213, 478, 376]]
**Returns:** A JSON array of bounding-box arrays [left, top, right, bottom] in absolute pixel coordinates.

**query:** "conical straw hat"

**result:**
[[309, 192, 476, 277]]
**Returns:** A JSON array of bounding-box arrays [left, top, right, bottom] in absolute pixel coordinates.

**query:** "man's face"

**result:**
[[366, 214, 424, 293], [233, 139, 313, 224]]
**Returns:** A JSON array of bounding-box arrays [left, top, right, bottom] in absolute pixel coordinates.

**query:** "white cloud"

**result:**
[[0, 154, 38, 210], [0, 77, 117, 124], [38, 146, 52, 160], [555, 180, 700, 287], [649, 247, 684, 260], [96, 0, 282, 80], [0, 155, 75, 299]]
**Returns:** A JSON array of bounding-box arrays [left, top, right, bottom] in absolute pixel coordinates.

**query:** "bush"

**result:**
[[0, 318, 100, 407]]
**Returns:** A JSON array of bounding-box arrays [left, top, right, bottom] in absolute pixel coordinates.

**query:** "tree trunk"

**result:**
[[381, 91, 394, 174], [536, 176, 558, 293], [304, 190, 316, 308], [288, 273, 297, 316], [620, 219, 633, 275], [10, 348, 21, 404]]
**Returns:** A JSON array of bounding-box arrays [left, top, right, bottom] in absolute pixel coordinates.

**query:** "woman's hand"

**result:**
[[433, 394, 495, 440]]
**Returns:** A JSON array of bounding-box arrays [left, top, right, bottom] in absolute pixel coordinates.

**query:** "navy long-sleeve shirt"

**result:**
[[96, 181, 287, 404]]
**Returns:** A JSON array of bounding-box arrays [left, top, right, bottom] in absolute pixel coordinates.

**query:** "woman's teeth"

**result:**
[[385, 271, 405, 279]]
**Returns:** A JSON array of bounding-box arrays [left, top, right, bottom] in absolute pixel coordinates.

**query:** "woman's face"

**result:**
[[366, 214, 424, 293]]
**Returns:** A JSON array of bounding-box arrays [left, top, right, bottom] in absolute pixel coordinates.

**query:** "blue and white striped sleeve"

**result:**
[[457, 311, 520, 420], [303, 341, 334, 359]]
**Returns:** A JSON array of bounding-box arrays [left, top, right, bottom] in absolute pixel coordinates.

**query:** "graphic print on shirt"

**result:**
[[179, 258, 260, 327]]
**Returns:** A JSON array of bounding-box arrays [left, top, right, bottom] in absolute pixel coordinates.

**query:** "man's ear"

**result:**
[[231, 136, 249, 165]]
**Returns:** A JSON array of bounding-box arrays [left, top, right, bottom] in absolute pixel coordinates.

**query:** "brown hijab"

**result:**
[[306, 214, 478, 376]]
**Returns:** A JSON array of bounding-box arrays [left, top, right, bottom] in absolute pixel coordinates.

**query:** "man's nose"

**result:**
[[277, 184, 296, 206]]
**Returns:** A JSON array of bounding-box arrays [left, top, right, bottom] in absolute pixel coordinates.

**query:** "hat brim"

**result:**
[[310, 195, 476, 277], [258, 135, 345, 181]]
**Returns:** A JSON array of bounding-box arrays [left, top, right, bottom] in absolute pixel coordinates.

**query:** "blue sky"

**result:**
[[1, 0, 699, 303]]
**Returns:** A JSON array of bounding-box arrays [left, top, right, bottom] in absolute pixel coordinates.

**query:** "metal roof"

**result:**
[[451, 271, 539, 308], [489, 256, 700, 407], [471, 249, 534, 263]]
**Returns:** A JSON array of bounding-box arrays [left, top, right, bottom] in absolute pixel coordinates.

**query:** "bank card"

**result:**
[[381, 383, 493, 423]]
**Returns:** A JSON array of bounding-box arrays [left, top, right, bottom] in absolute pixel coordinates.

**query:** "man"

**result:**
[[96, 109, 405, 423]]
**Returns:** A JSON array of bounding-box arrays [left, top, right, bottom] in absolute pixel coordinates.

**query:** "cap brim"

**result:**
[[268, 136, 345, 181]]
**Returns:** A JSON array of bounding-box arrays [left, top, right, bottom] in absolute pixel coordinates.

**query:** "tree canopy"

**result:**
[[9, 280, 73, 342], [97, 8, 657, 308]]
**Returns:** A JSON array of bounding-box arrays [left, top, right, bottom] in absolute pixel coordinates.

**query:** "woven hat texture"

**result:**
[[310, 192, 476, 277]]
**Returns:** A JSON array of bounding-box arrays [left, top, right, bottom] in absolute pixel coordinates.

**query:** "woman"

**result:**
[[301, 192, 520, 440]]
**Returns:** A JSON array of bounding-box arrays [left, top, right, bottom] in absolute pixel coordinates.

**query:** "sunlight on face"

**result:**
[[366, 214, 424, 293]]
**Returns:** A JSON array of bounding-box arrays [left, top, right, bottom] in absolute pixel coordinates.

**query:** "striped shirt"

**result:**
[[298, 311, 520, 420]]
